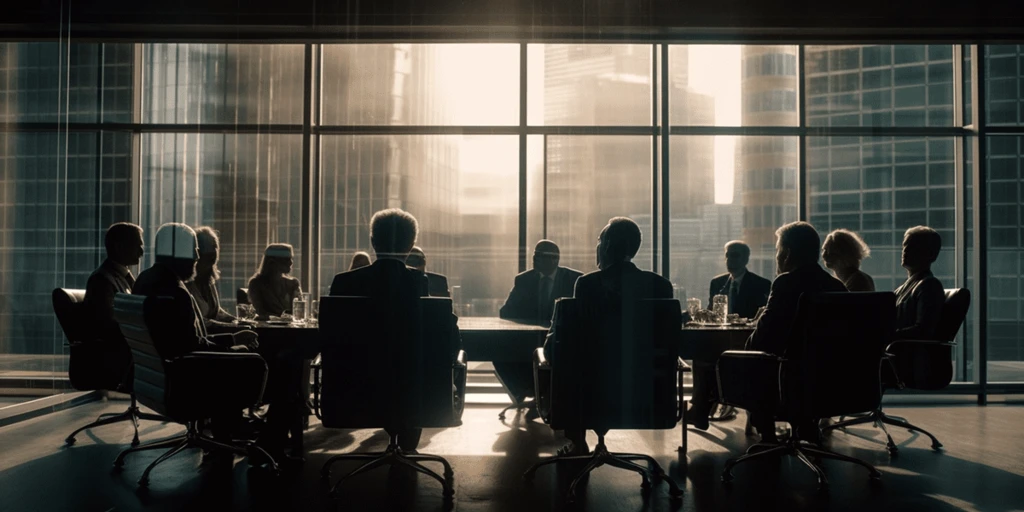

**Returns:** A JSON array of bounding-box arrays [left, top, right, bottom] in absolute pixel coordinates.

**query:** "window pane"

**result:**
[[666, 136, 798, 301], [985, 45, 1024, 126], [807, 136, 960, 375], [0, 42, 132, 123], [670, 45, 798, 127], [142, 44, 305, 124], [986, 136, 1024, 381], [528, 44, 652, 126], [805, 45, 954, 127], [319, 135, 518, 317], [141, 133, 304, 306], [322, 44, 519, 126]]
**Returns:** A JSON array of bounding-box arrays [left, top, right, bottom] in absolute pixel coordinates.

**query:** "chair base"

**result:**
[[320, 435, 454, 501], [498, 399, 536, 420], [823, 409, 943, 455], [112, 420, 278, 486], [709, 404, 738, 422], [722, 437, 881, 489], [65, 395, 167, 447], [524, 435, 683, 504]]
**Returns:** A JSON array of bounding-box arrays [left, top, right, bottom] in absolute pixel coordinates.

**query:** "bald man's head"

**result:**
[[533, 239, 560, 275]]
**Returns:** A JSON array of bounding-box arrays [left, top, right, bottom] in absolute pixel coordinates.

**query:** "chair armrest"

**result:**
[[716, 351, 783, 413], [454, 349, 466, 368], [164, 352, 268, 413], [677, 357, 692, 372], [885, 339, 955, 391], [533, 347, 552, 421]]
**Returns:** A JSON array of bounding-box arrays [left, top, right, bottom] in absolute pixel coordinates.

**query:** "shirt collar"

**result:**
[[540, 267, 559, 281], [730, 269, 747, 284], [105, 258, 131, 277]]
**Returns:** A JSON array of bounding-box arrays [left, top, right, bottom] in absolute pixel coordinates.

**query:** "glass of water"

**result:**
[[235, 304, 255, 323], [712, 294, 729, 324], [686, 298, 702, 319], [292, 296, 307, 324]]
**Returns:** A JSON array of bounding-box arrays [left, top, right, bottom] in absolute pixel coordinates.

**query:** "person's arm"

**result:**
[[896, 278, 945, 340], [499, 275, 527, 320]]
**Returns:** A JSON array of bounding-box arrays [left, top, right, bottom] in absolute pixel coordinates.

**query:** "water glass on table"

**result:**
[[235, 304, 256, 324], [292, 295, 307, 325], [712, 294, 729, 324], [686, 298, 702, 319]]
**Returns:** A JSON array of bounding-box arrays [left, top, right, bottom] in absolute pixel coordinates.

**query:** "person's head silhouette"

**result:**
[[774, 221, 821, 274], [596, 217, 642, 270], [369, 208, 418, 260], [154, 223, 198, 281], [105, 222, 144, 267]]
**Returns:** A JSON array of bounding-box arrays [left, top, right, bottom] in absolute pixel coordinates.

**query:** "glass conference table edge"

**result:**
[[250, 317, 753, 363]]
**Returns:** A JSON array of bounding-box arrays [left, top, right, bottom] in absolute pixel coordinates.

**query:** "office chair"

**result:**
[[717, 292, 894, 489], [316, 296, 466, 503], [53, 288, 166, 447], [823, 288, 970, 454], [527, 298, 685, 504], [110, 293, 276, 486]]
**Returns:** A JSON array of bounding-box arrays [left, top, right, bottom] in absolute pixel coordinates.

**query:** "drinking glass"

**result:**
[[712, 294, 729, 324], [309, 299, 319, 324], [292, 296, 307, 324], [686, 298, 702, 319], [235, 304, 255, 323]]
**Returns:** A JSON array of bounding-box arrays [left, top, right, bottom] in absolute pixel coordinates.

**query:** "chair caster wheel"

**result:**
[[65, 437, 76, 446], [442, 487, 455, 499], [640, 481, 652, 491], [932, 443, 943, 450], [721, 473, 734, 483], [886, 445, 899, 456], [137, 477, 149, 487], [669, 487, 684, 498], [320, 471, 331, 481]]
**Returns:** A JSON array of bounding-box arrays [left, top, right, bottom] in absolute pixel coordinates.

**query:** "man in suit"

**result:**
[[708, 241, 771, 320], [132, 223, 259, 446], [83, 222, 145, 386], [741, 221, 848, 441], [406, 246, 451, 297], [330, 208, 462, 452], [497, 240, 583, 411], [543, 218, 672, 455], [894, 226, 945, 340]]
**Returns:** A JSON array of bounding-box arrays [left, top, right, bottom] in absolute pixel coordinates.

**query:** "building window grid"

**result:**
[[4, 42, 1022, 394]]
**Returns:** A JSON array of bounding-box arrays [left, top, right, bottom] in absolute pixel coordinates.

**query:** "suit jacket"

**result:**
[[330, 259, 461, 360], [84, 258, 134, 345], [708, 271, 772, 319], [894, 270, 945, 340], [746, 263, 848, 356], [132, 263, 227, 359], [499, 266, 583, 325], [544, 261, 673, 357], [425, 272, 451, 298]]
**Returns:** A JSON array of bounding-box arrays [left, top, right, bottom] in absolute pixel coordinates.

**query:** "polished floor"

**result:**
[[1, 399, 1022, 512]]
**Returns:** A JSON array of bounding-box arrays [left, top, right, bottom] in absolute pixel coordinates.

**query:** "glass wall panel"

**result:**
[[671, 45, 800, 127], [528, 136, 653, 274], [527, 44, 653, 126], [986, 136, 1024, 382], [805, 45, 955, 127], [985, 45, 1024, 126], [318, 135, 519, 317], [142, 44, 305, 125], [140, 133, 304, 310], [322, 44, 520, 126]]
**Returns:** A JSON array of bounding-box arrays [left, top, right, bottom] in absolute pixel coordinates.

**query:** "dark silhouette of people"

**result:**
[[741, 221, 847, 441], [822, 229, 876, 292], [707, 240, 771, 319], [132, 223, 259, 445], [406, 246, 451, 297], [894, 226, 945, 340], [349, 251, 371, 270], [543, 217, 672, 455], [83, 222, 144, 385], [247, 243, 302, 319], [329, 208, 462, 452], [497, 240, 582, 411], [186, 226, 240, 332], [689, 241, 772, 427]]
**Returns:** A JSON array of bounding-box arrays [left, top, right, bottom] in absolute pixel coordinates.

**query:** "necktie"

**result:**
[[539, 276, 554, 321]]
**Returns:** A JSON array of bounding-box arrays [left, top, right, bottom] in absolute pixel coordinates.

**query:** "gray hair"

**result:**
[[370, 208, 419, 257], [776, 221, 821, 266]]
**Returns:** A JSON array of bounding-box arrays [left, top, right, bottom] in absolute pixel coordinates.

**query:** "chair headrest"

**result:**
[[936, 288, 971, 341]]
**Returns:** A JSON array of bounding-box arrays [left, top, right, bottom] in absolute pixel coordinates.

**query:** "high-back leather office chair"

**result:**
[[109, 293, 275, 486], [53, 288, 165, 447], [823, 288, 970, 454], [526, 298, 685, 504], [717, 292, 895, 488], [316, 296, 466, 502]]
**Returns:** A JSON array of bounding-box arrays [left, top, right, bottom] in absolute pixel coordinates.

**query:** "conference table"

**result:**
[[249, 317, 753, 453]]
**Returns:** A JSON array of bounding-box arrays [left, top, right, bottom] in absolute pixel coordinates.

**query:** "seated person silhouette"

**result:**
[[822, 229, 876, 292], [741, 221, 847, 442], [894, 226, 945, 340], [406, 246, 451, 297], [132, 223, 259, 444], [84, 222, 145, 386], [349, 251, 371, 270], [330, 208, 462, 453], [543, 217, 672, 455], [689, 240, 771, 428], [247, 243, 303, 319], [186, 226, 241, 332], [498, 240, 582, 415]]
